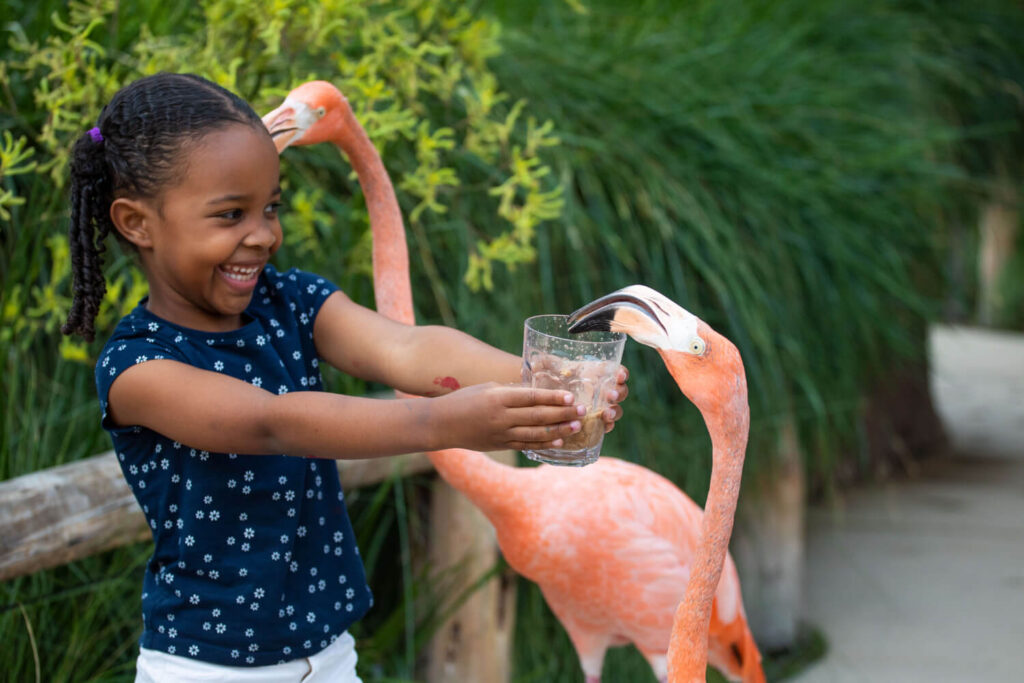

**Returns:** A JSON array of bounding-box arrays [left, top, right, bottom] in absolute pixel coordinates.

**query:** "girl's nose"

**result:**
[[244, 215, 281, 250]]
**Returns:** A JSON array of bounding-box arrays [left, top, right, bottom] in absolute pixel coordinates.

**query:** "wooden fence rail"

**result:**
[[0, 449, 433, 582]]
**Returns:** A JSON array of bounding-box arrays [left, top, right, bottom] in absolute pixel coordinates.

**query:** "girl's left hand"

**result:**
[[602, 365, 629, 433]]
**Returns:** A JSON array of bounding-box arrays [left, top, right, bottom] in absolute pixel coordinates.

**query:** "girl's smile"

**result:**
[[219, 263, 263, 283], [131, 123, 283, 332]]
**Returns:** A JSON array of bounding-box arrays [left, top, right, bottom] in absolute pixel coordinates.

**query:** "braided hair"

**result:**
[[62, 73, 264, 341]]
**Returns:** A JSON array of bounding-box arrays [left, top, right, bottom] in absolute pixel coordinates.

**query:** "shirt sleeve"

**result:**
[[94, 333, 183, 433], [278, 268, 340, 328]]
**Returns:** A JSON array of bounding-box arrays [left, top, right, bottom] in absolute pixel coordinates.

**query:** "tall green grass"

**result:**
[[475, 0, 960, 490]]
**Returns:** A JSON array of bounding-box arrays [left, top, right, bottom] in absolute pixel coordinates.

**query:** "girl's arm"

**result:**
[[313, 291, 628, 426], [106, 360, 584, 459], [312, 291, 520, 393]]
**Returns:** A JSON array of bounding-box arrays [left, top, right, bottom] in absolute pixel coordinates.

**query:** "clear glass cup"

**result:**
[[521, 314, 626, 466]]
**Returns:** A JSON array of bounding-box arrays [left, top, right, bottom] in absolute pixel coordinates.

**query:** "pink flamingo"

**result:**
[[263, 82, 763, 682], [568, 286, 760, 682]]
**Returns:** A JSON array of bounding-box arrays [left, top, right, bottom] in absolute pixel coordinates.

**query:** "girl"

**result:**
[[62, 73, 627, 681]]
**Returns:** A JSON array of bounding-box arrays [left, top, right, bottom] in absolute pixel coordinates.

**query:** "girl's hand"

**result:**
[[602, 365, 630, 434], [430, 383, 586, 452]]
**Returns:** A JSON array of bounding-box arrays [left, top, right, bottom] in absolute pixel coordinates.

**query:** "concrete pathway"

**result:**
[[792, 325, 1024, 683]]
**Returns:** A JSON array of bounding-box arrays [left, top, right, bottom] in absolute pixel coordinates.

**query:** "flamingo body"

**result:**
[[485, 456, 759, 682]]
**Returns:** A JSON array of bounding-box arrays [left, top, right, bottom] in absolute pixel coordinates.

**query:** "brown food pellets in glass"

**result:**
[[561, 409, 605, 450]]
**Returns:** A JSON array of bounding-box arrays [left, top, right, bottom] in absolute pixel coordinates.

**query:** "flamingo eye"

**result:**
[[315, 106, 326, 118], [688, 337, 706, 355]]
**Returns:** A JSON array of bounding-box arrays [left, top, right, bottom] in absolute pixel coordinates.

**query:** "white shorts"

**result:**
[[135, 631, 361, 683]]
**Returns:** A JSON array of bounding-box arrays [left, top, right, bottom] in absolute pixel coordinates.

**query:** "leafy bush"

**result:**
[[0, 0, 560, 360]]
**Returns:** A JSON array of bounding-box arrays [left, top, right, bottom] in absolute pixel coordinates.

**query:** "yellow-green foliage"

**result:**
[[0, 129, 37, 219], [1, 0, 562, 359]]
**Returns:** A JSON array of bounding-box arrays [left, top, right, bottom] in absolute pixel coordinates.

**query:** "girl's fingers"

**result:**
[[506, 421, 581, 445], [510, 404, 584, 426], [602, 404, 623, 433], [508, 439, 565, 451], [609, 365, 629, 403], [502, 386, 576, 408]]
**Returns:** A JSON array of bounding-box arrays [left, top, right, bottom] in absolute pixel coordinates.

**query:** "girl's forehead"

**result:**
[[173, 124, 280, 195]]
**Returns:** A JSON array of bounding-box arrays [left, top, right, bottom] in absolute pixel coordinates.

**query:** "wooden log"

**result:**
[[0, 452, 150, 582], [426, 450, 517, 683], [731, 417, 805, 651], [0, 450, 432, 582]]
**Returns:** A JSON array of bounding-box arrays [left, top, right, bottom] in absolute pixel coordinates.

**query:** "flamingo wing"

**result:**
[[500, 459, 704, 651]]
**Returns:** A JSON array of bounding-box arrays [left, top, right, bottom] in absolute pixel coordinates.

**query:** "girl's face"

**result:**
[[140, 123, 283, 332]]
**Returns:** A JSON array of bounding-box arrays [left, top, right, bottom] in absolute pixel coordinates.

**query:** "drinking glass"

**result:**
[[521, 314, 626, 466]]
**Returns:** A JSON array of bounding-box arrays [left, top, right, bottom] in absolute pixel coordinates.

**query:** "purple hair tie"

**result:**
[[88, 127, 103, 143]]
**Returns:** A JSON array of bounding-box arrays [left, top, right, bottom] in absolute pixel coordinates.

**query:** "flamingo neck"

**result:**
[[667, 395, 750, 682], [332, 111, 414, 326], [336, 116, 525, 522], [426, 449, 525, 522]]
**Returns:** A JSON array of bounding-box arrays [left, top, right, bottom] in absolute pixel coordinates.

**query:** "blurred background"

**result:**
[[1, 0, 1022, 680]]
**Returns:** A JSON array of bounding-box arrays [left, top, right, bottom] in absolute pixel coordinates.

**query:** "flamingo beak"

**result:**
[[567, 286, 670, 349], [262, 103, 300, 153]]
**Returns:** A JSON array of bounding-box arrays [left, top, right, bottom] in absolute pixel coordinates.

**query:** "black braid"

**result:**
[[61, 130, 112, 341], [61, 73, 265, 341]]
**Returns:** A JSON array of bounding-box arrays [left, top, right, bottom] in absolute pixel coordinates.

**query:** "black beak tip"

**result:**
[[269, 126, 297, 140], [567, 308, 615, 334]]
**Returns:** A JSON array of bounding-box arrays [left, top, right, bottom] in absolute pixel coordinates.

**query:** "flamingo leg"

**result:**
[[640, 651, 669, 681], [571, 643, 605, 681], [564, 625, 607, 682]]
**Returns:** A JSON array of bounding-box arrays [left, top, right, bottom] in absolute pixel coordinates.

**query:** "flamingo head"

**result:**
[[708, 615, 766, 683], [262, 81, 351, 152], [567, 285, 747, 420]]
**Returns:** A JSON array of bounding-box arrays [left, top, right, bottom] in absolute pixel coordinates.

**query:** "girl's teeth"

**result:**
[[222, 266, 259, 281]]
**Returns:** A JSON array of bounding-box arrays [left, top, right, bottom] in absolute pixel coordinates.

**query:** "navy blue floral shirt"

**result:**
[[95, 266, 372, 666]]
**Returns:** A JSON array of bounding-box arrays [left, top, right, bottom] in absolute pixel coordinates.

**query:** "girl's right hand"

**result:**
[[429, 382, 586, 453]]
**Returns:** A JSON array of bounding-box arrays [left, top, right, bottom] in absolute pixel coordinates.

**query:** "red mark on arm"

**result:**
[[433, 376, 461, 391]]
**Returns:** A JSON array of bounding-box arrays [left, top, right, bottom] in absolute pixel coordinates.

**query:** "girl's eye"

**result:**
[[218, 209, 243, 221], [265, 202, 282, 218]]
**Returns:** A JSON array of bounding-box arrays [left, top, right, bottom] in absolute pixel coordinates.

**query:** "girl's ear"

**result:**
[[110, 197, 156, 248]]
